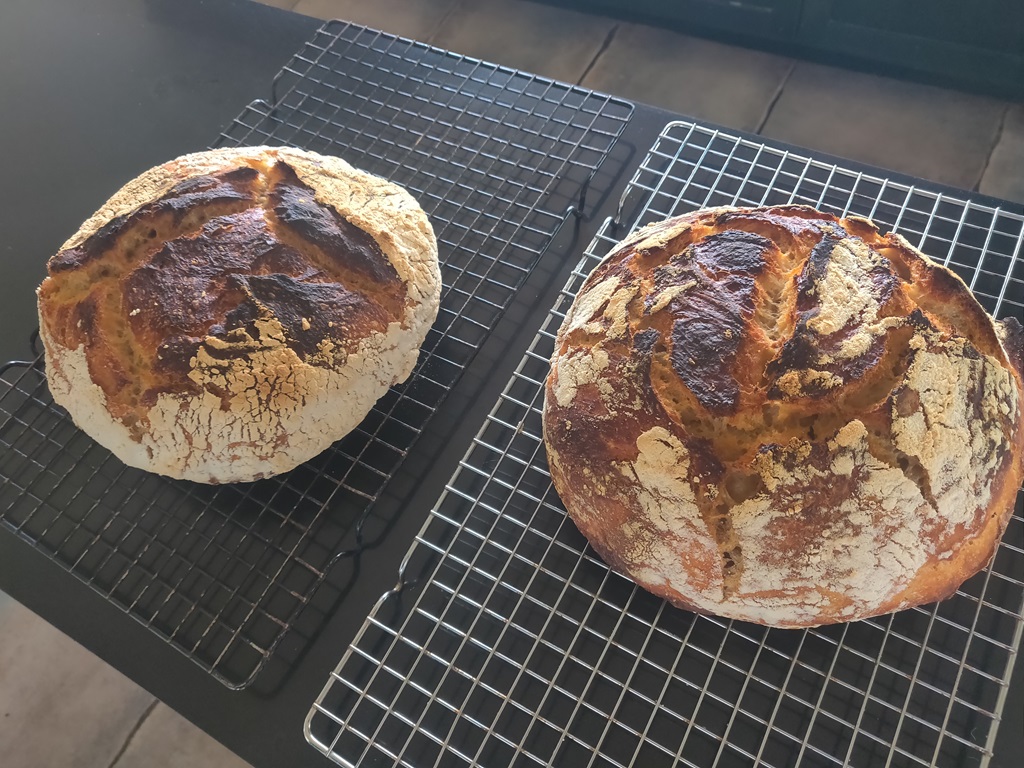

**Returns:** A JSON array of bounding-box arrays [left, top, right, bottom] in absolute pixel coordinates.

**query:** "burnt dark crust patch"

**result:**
[[270, 163, 400, 287], [691, 229, 772, 276], [147, 278, 387, 377], [764, 230, 906, 397], [646, 262, 689, 313], [686, 435, 726, 483], [632, 327, 660, 357], [49, 213, 133, 273], [799, 230, 900, 313], [660, 230, 770, 414], [797, 232, 842, 305], [153, 334, 204, 379], [124, 209, 279, 339], [905, 308, 934, 332], [766, 328, 822, 384], [124, 207, 394, 374], [233, 273, 387, 358], [153, 167, 259, 219], [74, 294, 99, 342], [765, 318, 892, 401], [48, 167, 260, 273], [671, 317, 743, 414]]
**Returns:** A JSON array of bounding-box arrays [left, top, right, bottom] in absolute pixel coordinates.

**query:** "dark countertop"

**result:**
[[0, 1, 1020, 767]]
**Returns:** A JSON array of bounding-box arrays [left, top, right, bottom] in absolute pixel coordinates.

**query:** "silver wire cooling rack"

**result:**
[[0, 22, 632, 688], [305, 120, 1024, 767]]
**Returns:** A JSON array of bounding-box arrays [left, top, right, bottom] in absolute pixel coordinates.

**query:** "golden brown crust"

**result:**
[[37, 147, 441, 483], [543, 204, 1023, 628]]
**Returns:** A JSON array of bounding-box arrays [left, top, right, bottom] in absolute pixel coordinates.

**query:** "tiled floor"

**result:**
[[581, 24, 795, 133], [759, 62, 1006, 189], [982, 104, 1024, 203], [0, 593, 245, 768], [4, 1, 1022, 768]]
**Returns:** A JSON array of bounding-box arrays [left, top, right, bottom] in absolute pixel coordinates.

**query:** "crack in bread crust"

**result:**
[[38, 147, 441, 483], [543, 205, 1024, 628]]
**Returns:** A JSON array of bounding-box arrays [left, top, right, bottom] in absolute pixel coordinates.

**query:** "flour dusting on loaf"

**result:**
[[543, 205, 1024, 628], [38, 147, 441, 483]]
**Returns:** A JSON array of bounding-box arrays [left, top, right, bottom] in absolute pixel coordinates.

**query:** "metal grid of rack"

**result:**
[[306, 120, 1024, 767], [0, 21, 632, 688]]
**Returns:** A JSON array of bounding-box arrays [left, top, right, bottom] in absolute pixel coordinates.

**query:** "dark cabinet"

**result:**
[[587, 0, 803, 40], [544, 0, 1024, 98], [799, 0, 1023, 97]]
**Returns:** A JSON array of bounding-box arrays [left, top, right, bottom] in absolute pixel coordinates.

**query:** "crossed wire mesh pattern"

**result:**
[[0, 22, 631, 688], [306, 121, 1024, 767]]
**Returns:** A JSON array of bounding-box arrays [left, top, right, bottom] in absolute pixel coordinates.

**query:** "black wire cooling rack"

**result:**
[[0, 22, 632, 688], [306, 120, 1024, 768]]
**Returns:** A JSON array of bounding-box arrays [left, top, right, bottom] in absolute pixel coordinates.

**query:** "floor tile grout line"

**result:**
[[973, 102, 1010, 192], [426, 0, 468, 45], [755, 59, 797, 134], [106, 699, 159, 768], [575, 23, 620, 86]]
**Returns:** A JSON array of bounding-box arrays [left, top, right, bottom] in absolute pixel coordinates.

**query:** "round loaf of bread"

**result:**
[[37, 147, 440, 484], [543, 205, 1024, 628]]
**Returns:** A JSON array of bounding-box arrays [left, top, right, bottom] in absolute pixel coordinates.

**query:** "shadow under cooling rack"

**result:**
[[0, 21, 632, 688], [307, 121, 1024, 768]]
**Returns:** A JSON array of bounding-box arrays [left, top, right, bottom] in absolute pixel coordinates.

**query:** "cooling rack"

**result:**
[[0, 21, 632, 688], [306, 120, 1024, 767]]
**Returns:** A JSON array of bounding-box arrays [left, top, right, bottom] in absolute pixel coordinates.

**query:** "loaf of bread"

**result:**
[[543, 205, 1023, 628], [37, 147, 440, 483]]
